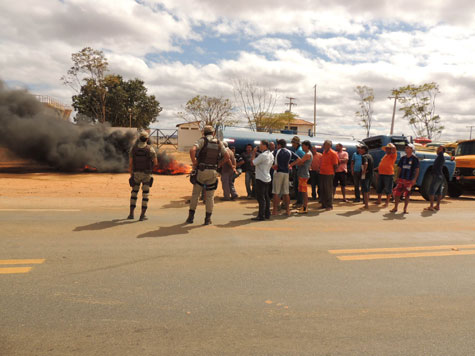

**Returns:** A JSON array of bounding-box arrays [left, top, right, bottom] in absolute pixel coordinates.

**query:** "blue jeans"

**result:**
[[353, 171, 361, 200], [245, 171, 255, 197], [361, 176, 372, 193]]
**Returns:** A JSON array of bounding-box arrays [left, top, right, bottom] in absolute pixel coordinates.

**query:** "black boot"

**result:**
[[186, 209, 195, 224], [204, 212, 212, 225], [139, 207, 147, 221], [127, 206, 135, 219]]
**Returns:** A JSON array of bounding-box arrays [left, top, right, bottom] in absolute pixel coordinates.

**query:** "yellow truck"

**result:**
[[449, 139, 475, 197]]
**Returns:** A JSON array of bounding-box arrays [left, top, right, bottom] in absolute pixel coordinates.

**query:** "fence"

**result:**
[[149, 129, 178, 149]]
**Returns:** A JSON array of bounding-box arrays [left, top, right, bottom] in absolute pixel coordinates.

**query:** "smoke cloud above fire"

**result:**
[[0, 81, 136, 172]]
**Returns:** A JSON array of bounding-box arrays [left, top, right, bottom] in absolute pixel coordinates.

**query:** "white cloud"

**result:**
[[250, 38, 292, 54], [1, 0, 475, 142]]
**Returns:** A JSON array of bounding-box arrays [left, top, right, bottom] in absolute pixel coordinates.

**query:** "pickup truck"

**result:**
[[362, 135, 456, 200]]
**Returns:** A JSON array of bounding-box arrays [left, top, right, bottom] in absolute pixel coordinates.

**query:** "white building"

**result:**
[[176, 121, 201, 151]]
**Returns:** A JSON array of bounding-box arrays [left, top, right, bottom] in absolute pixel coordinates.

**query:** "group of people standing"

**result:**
[[126, 126, 447, 225]]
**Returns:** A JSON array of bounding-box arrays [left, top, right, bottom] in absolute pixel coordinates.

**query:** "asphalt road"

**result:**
[[1, 193, 475, 355]]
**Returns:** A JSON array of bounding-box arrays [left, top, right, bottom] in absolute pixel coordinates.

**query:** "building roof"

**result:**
[[288, 118, 314, 126], [176, 121, 200, 127]]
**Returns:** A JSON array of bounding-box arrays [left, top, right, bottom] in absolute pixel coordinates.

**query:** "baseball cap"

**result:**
[[406, 143, 415, 150]]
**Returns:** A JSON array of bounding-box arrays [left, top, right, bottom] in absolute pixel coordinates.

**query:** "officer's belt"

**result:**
[[198, 163, 217, 171]]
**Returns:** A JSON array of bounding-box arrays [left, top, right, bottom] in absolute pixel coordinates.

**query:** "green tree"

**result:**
[[179, 95, 236, 131], [256, 112, 296, 131], [354, 85, 374, 138], [72, 75, 162, 128], [61, 47, 109, 123], [391, 82, 443, 139]]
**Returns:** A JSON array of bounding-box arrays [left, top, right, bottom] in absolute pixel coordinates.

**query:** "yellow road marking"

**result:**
[[0, 267, 32, 274], [337, 249, 475, 261], [329, 244, 475, 255], [0, 259, 45, 265]]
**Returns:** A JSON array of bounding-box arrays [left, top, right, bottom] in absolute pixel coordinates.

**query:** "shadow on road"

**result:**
[[74, 219, 138, 231], [382, 212, 406, 221], [421, 209, 438, 218], [137, 223, 202, 238], [337, 209, 363, 217], [160, 196, 190, 209]]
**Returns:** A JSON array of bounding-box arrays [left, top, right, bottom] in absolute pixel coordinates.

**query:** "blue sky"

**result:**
[[1, 0, 474, 140]]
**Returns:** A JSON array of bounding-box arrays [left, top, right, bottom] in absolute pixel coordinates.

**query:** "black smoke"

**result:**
[[0, 81, 136, 172]]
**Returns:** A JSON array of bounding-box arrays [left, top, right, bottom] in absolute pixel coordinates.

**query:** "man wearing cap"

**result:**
[[187, 125, 229, 225], [391, 144, 419, 214], [376, 143, 397, 207], [128, 130, 158, 221]]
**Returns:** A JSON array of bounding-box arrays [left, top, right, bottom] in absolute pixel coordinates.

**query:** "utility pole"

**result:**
[[285, 97, 297, 113], [468, 125, 475, 140], [313, 85, 317, 136], [388, 95, 398, 135]]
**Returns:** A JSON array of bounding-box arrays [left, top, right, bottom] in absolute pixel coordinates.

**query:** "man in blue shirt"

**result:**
[[290, 136, 305, 207], [351, 145, 363, 202], [425, 145, 446, 211], [391, 144, 420, 214]]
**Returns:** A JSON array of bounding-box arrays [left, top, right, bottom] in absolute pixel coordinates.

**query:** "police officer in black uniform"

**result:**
[[186, 125, 229, 225], [128, 131, 158, 221]]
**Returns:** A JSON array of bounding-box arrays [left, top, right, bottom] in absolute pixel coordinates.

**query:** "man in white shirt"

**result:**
[[251, 140, 274, 221]]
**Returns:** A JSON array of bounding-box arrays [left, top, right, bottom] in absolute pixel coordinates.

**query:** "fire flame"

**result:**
[[82, 165, 97, 172], [154, 159, 192, 175]]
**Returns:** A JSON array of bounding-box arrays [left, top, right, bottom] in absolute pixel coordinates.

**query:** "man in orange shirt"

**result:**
[[319, 140, 339, 210], [376, 143, 397, 206]]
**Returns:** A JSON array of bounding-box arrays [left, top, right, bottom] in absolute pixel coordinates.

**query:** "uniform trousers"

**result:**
[[190, 169, 218, 213], [130, 171, 152, 209]]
